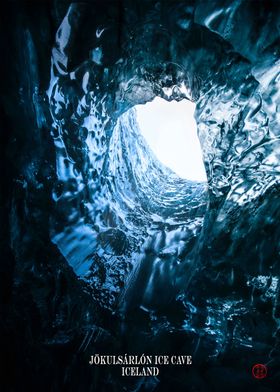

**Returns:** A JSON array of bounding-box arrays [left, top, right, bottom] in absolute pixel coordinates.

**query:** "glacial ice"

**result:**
[[3, 1, 280, 391]]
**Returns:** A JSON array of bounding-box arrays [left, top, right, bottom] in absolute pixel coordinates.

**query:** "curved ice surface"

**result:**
[[22, 0, 279, 388], [50, 97, 208, 306]]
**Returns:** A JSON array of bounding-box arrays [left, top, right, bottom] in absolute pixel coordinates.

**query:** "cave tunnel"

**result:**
[[1, 1, 280, 391]]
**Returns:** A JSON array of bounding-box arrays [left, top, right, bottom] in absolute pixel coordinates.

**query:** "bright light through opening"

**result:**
[[135, 97, 207, 182]]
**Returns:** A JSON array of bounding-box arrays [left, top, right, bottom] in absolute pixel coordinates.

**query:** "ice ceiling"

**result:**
[[3, 0, 280, 391]]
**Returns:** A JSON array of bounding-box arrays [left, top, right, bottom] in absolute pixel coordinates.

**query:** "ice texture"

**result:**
[[1, 1, 280, 391]]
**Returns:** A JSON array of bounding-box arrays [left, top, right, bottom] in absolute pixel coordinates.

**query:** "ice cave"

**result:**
[[1, 1, 280, 391]]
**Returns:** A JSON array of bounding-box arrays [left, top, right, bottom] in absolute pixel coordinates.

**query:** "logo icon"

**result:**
[[252, 364, 267, 379]]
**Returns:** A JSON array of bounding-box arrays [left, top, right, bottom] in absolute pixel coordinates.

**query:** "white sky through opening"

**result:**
[[135, 97, 207, 181]]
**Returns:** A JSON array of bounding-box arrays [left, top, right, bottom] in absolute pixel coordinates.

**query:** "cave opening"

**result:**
[[135, 97, 207, 182]]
